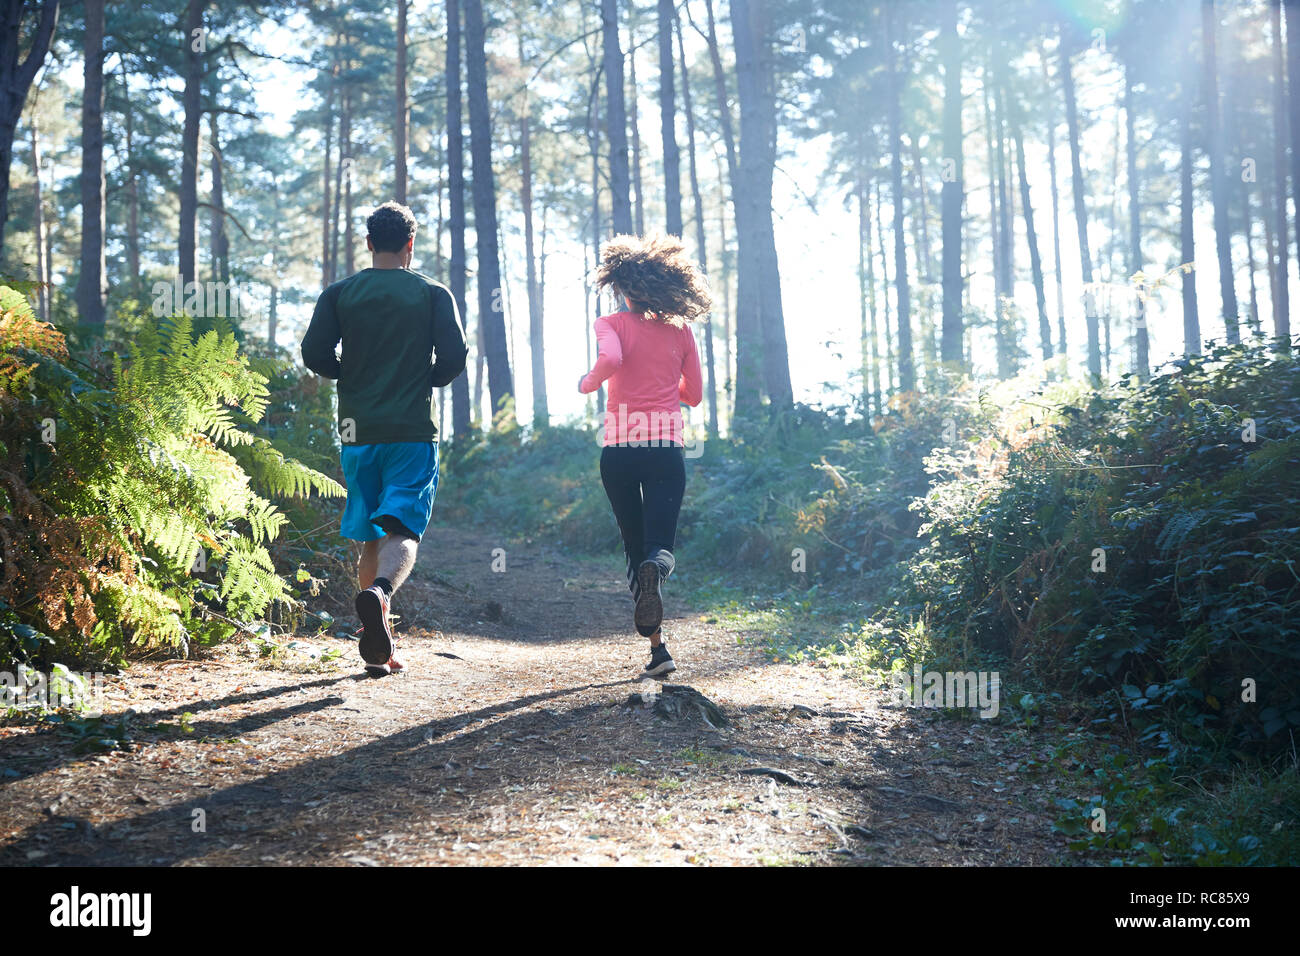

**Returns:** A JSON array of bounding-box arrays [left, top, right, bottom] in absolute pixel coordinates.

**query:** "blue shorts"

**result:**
[[339, 441, 439, 542]]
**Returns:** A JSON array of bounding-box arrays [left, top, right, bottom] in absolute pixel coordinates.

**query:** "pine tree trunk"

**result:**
[[659, 0, 682, 236], [1125, 62, 1149, 379], [1040, 42, 1067, 356], [1181, 59, 1202, 356], [446, 0, 471, 438], [1061, 42, 1100, 383], [602, 0, 634, 234], [464, 0, 514, 415], [75, 0, 106, 326], [676, 13, 718, 437], [939, 0, 963, 366], [875, 178, 894, 396], [179, 0, 204, 288], [626, 7, 645, 236], [321, 65, 334, 289], [0, 0, 57, 261], [1274, 0, 1291, 342], [887, 3, 913, 392], [519, 33, 547, 429], [30, 112, 46, 321], [208, 113, 229, 285], [1288, 0, 1300, 299], [1202, 0, 1240, 344], [992, 54, 1013, 379], [395, 0, 408, 204], [1013, 113, 1051, 363], [344, 92, 354, 276], [731, 0, 792, 412], [864, 170, 881, 418], [120, 64, 140, 301]]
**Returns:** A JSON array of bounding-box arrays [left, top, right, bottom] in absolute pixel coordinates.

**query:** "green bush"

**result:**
[[0, 289, 343, 668], [909, 343, 1300, 760]]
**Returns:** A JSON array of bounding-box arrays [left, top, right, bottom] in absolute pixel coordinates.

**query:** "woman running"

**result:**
[[578, 233, 710, 678]]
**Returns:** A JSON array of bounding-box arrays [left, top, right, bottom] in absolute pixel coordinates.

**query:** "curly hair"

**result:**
[[366, 201, 418, 253], [595, 232, 712, 325]]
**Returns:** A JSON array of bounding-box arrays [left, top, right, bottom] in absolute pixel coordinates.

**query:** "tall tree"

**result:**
[[75, 0, 106, 326], [1061, 34, 1100, 383], [179, 0, 204, 287], [395, 0, 408, 203], [518, 32, 547, 429], [939, 0, 963, 366], [1202, 0, 1240, 344], [446, 0, 471, 437], [1012, 105, 1051, 363], [888, 2, 913, 391], [658, 0, 682, 236], [0, 0, 57, 260], [464, 0, 513, 413], [1285, 0, 1300, 316], [208, 112, 229, 285], [602, 0, 633, 234], [1040, 41, 1067, 356], [731, 0, 792, 411], [676, 12, 718, 436], [1273, 0, 1290, 341], [1125, 60, 1149, 378], [1181, 47, 1202, 356]]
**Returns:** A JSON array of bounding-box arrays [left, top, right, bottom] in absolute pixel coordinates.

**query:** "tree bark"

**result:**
[[1275, 0, 1292, 341], [1061, 40, 1100, 383], [1013, 110, 1051, 363], [602, 0, 633, 234], [626, 6, 645, 235], [518, 33, 547, 429], [939, 0, 963, 366], [179, 0, 204, 288], [395, 0, 408, 204], [1202, 0, 1240, 344], [887, 3, 914, 392], [207, 112, 229, 286], [1125, 61, 1149, 379], [30, 110, 46, 320], [1181, 54, 1202, 356], [446, 0, 471, 437], [730, 0, 792, 412], [992, 51, 1013, 379], [74, 0, 105, 326], [120, 63, 139, 302], [464, 0, 513, 415], [1040, 42, 1067, 356], [0, 0, 57, 262], [658, 0, 682, 236], [676, 12, 717, 437]]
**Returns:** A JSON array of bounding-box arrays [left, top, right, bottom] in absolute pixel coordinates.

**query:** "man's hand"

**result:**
[[577, 374, 588, 393]]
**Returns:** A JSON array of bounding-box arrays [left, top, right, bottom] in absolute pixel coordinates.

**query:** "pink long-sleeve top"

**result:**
[[578, 311, 703, 446]]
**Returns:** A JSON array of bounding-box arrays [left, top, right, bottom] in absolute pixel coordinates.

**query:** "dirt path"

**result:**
[[1, 528, 1064, 866]]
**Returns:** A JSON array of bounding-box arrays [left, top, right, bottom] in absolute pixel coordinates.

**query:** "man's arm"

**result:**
[[429, 284, 469, 387], [301, 284, 342, 379]]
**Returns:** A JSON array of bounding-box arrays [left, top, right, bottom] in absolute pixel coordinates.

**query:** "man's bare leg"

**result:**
[[357, 532, 418, 672]]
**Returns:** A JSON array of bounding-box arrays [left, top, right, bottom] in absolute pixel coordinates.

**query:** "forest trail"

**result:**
[[0, 528, 1063, 866]]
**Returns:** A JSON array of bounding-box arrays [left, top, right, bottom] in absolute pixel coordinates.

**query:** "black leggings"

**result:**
[[599, 444, 686, 599]]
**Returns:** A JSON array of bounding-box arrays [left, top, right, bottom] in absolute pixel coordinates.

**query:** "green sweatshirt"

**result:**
[[301, 268, 468, 444]]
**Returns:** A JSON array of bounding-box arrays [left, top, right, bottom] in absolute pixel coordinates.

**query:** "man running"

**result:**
[[301, 201, 468, 677]]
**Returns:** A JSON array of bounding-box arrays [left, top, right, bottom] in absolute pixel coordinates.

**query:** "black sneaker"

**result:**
[[642, 642, 676, 679], [355, 586, 394, 668], [634, 560, 663, 636]]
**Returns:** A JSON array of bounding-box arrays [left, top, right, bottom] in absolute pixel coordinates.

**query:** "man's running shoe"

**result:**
[[641, 641, 676, 679], [355, 586, 394, 668], [634, 560, 663, 636]]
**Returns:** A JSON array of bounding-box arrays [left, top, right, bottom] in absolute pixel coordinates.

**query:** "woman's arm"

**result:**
[[678, 325, 703, 407], [578, 316, 623, 393]]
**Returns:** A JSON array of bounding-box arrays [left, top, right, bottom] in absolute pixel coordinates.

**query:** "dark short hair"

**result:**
[[366, 201, 417, 253]]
